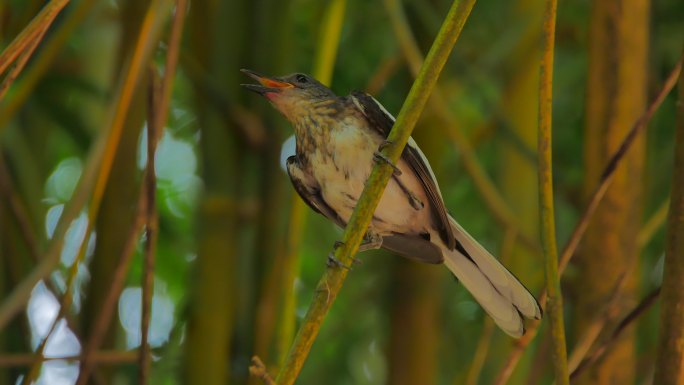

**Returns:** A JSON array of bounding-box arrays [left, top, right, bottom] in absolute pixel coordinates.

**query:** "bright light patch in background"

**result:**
[[27, 282, 80, 385], [44, 159, 95, 312], [118, 282, 175, 349], [44, 158, 82, 204], [138, 127, 201, 217]]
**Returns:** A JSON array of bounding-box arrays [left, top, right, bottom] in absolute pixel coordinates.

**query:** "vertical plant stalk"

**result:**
[[140, 71, 160, 385], [274, 0, 346, 369], [312, 0, 346, 84], [139, 3, 185, 381], [273, 2, 473, 384], [537, 0, 569, 384], [653, 46, 684, 385], [493, 59, 682, 385]]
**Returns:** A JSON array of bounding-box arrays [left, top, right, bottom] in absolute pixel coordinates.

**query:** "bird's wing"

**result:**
[[286, 155, 345, 228], [350, 91, 456, 250]]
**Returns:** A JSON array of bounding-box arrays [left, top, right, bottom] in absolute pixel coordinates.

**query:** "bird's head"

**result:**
[[241, 69, 337, 122]]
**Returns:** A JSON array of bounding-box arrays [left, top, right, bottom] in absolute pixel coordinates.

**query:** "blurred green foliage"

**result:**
[[0, 0, 682, 384]]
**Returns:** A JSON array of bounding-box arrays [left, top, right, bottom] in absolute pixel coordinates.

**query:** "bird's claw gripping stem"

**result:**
[[359, 230, 383, 252], [327, 240, 353, 270], [326, 232, 383, 269], [374, 141, 401, 176]]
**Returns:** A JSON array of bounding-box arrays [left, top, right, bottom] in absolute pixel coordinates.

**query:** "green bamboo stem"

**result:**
[[653, 46, 684, 385], [274, 2, 473, 384], [537, 0, 569, 384], [383, 0, 541, 254]]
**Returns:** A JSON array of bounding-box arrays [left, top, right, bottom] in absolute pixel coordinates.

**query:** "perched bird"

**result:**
[[241, 69, 541, 337]]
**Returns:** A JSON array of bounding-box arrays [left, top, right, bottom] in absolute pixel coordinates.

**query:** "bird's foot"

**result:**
[[378, 140, 393, 151], [327, 252, 352, 270], [373, 142, 401, 176], [327, 241, 354, 269], [358, 230, 383, 252]]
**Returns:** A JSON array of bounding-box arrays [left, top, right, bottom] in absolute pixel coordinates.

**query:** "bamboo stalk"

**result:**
[[272, 2, 473, 384], [653, 45, 684, 385], [536, 0, 569, 384], [493, 58, 682, 385], [383, 0, 540, 253]]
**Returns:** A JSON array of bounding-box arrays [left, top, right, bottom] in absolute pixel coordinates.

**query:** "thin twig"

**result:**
[[567, 273, 629, 372], [139, 2, 185, 383], [249, 356, 276, 385], [0, 0, 98, 131], [273, 2, 474, 384], [571, 287, 661, 379], [0, 21, 49, 100], [558, 59, 681, 274], [0, 0, 68, 75], [492, 59, 682, 385], [139, 75, 159, 385]]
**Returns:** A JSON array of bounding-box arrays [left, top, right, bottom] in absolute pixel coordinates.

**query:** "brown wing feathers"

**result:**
[[350, 91, 456, 250]]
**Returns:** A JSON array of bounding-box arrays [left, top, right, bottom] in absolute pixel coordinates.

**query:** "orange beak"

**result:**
[[240, 69, 293, 95]]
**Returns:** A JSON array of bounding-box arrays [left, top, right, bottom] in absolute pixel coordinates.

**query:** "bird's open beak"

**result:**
[[240, 69, 294, 95]]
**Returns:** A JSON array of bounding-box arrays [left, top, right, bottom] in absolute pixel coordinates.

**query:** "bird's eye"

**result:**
[[295, 74, 308, 83]]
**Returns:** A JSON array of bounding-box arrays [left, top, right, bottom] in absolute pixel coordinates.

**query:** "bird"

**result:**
[[241, 69, 541, 337]]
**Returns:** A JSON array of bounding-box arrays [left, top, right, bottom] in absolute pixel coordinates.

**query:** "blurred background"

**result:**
[[0, 0, 682, 384]]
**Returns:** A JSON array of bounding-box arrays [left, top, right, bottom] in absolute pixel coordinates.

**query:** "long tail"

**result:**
[[442, 217, 542, 337]]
